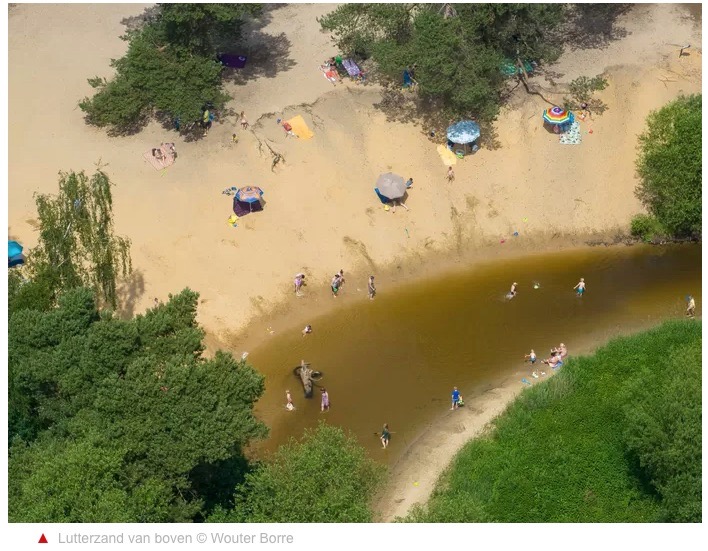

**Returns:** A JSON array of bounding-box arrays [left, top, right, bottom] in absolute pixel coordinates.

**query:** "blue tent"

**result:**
[[8, 241, 24, 268], [9, 241, 22, 258]]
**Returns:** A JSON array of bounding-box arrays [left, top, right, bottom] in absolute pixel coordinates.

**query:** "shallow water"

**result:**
[[247, 244, 701, 463]]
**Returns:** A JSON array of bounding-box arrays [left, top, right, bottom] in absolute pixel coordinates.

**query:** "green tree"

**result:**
[[80, 4, 261, 134], [27, 169, 131, 309], [319, 3, 565, 120], [159, 3, 262, 55], [210, 423, 384, 523], [8, 287, 268, 522], [622, 340, 702, 522], [635, 94, 702, 238]]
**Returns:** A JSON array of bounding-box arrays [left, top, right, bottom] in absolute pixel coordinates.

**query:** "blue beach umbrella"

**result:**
[[446, 120, 481, 145]]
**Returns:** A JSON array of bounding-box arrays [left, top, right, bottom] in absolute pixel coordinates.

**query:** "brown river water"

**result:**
[[246, 244, 701, 463]]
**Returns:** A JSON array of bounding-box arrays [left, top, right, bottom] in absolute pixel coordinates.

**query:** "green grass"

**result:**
[[405, 320, 701, 522]]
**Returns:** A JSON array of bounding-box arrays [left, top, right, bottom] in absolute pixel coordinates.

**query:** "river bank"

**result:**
[[8, 3, 702, 343]]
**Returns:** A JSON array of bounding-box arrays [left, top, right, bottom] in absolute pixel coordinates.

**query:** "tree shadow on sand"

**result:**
[[373, 87, 502, 150], [116, 270, 146, 319], [214, 4, 296, 86], [562, 3, 633, 51]]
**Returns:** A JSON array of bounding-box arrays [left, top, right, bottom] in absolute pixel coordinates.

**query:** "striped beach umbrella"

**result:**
[[543, 106, 574, 126], [235, 186, 264, 203]]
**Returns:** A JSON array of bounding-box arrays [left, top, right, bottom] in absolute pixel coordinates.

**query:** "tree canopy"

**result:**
[[80, 4, 261, 134], [635, 94, 702, 238], [25, 169, 131, 310], [319, 3, 566, 120], [209, 423, 384, 523], [8, 287, 267, 522]]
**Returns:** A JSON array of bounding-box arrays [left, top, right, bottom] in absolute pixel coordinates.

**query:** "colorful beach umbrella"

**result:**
[[375, 173, 407, 200], [543, 106, 574, 126], [235, 186, 264, 204], [446, 120, 481, 144]]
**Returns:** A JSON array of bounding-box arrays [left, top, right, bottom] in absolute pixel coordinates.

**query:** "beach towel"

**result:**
[[143, 143, 176, 170], [559, 121, 582, 145], [321, 65, 339, 84], [286, 115, 314, 140], [374, 188, 391, 204], [436, 144, 458, 166], [342, 58, 361, 77], [218, 54, 248, 69]]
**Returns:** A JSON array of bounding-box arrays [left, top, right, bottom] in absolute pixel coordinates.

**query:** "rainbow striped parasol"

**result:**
[[543, 106, 574, 125]]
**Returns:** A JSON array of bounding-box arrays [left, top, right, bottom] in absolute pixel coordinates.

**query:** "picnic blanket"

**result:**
[[342, 58, 361, 77], [143, 143, 176, 170], [287, 115, 314, 140], [218, 54, 248, 69], [436, 144, 458, 166], [559, 121, 582, 145]]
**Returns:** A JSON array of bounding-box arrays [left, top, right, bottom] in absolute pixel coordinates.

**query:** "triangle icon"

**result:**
[[38, 534, 48, 544]]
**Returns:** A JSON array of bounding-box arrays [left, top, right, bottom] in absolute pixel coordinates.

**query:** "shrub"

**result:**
[[635, 95, 702, 238], [630, 214, 666, 241]]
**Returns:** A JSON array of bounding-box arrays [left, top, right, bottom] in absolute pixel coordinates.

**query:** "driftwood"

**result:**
[[293, 362, 314, 398], [292, 361, 322, 398]]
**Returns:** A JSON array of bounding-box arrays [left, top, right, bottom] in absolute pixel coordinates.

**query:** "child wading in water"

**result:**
[[320, 388, 330, 412], [573, 277, 586, 296], [380, 424, 391, 449]]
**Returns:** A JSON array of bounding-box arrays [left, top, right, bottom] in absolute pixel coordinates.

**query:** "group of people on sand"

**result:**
[[293, 270, 376, 300]]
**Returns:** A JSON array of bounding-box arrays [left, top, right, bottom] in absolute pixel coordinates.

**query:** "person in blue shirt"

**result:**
[[451, 386, 460, 410]]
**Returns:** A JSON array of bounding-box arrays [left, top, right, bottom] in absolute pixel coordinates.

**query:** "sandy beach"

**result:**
[[8, 3, 702, 521]]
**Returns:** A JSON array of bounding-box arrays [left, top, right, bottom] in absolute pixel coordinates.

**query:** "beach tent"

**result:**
[[233, 186, 264, 216], [8, 240, 24, 268], [286, 115, 314, 140], [446, 120, 481, 156]]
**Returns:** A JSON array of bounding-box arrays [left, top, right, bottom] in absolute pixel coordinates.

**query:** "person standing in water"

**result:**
[[320, 387, 330, 412], [686, 295, 696, 317], [368, 275, 376, 300], [294, 273, 305, 296], [524, 349, 537, 364], [380, 423, 391, 449], [506, 281, 519, 299], [451, 386, 460, 410], [573, 278, 586, 296], [285, 390, 295, 411], [302, 324, 312, 336]]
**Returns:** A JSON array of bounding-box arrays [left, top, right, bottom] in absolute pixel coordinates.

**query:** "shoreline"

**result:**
[[205, 233, 688, 356], [372, 313, 699, 522]]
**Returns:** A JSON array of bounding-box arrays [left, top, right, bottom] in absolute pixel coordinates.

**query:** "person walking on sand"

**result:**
[[524, 349, 537, 364], [294, 273, 305, 296], [573, 278, 586, 296], [451, 386, 460, 410], [447, 166, 455, 182], [320, 387, 330, 412], [240, 111, 249, 130], [331, 273, 341, 298], [337, 269, 346, 290], [285, 390, 295, 411], [380, 423, 391, 449], [686, 295, 696, 317], [368, 275, 376, 300]]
